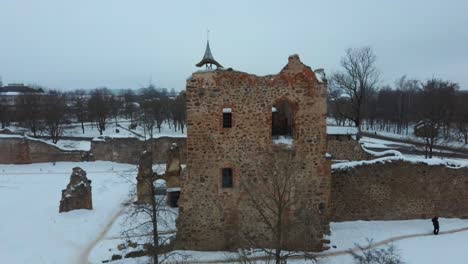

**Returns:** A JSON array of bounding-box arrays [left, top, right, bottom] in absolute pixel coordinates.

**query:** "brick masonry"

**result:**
[[91, 137, 186, 164], [327, 137, 370, 161], [176, 55, 331, 251], [330, 161, 468, 221], [0, 137, 81, 164]]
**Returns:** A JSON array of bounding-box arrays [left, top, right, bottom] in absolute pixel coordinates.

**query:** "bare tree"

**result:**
[[0, 99, 8, 129], [119, 157, 180, 264], [170, 91, 186, 133], [454, 92, 468, 144], [349, 239, 404, 264], [152, 98, 166, 134], [330, 47, 380, 137], [121, 89, 138, 123], [17, 92, 43, 137], [43, 91, 68, 143], [72, 89, 88, 134], [140, 100, 156, 139], [241, 149, 318, 264], [416, 79, 459, 158], [88, 88, 112, 135]]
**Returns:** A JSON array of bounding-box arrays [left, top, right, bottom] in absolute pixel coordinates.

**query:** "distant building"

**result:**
[[414, 120, 439, 138], [0, 84, 44, 113]]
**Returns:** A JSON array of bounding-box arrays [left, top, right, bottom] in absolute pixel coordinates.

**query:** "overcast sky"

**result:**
[[1, 0, 467, 91]]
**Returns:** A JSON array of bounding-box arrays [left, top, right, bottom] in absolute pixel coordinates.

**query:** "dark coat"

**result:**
[[432, 217, 439, 228]]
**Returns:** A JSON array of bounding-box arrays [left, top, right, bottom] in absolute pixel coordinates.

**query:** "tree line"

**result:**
[[0, 85, 186, 143], [328, 47, 468, 157]]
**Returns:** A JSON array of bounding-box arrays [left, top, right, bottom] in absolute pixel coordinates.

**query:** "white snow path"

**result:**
[[76, 197, 134, 264]]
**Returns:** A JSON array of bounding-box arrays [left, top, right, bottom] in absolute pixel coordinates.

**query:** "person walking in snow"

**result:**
[[432, 216, 439, 235]]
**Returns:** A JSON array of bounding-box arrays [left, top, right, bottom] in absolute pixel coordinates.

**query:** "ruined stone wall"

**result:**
[[28, 140, 82, 163], [327, 138, 369, 161], [91, 138, 145, 164], [177, 55, 331, 252], [0, 137, 31, 164], [0, 137, 82, 164], [151, 137, 187, 164], [0, 136, 186, 165], [90, 137, 187, 164], [330, 161, 468, 221]]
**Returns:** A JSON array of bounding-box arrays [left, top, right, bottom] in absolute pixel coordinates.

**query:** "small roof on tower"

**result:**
[[196, 40, 223, 69]]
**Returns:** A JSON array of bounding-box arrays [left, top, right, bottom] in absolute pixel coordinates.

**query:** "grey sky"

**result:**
[[1, 0, 467, 91]]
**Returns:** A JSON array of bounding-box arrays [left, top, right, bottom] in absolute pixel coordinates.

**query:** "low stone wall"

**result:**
[[0, 136, 187, 165], [91, 137, 187, 164], [330, 161, 468, 221], [0, 137, 82, 164], [151, 137, 187, 164], [28, 140, 82, 163], [0, 138, 30, 164], [91, 138, 145, 164], [327, 138, 369, 161]]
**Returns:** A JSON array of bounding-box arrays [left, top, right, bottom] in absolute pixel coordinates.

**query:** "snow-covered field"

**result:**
[[61, 121, 186, 140], [321, 219, 468, 264], [0, 161, 137, 264], [92, 219, 468, 264], [362, 126, 468, 150]]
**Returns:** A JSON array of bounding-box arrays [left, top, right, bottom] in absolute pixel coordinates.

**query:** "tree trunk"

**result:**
[[150, 178, 159, 264]]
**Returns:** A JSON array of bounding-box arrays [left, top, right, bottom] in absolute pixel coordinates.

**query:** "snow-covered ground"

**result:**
[[360, 136, 413, 149], [93, 219, 468, 264], [52, 139, 91, 151], [62, 121, 186, 140], [0, 161, 137, 264], [321, 219, 468, 264], [2, 162, 468, 264], [3, 120, 186, 141], [1, 120, 186, 151], [362, 126, 468, 150]]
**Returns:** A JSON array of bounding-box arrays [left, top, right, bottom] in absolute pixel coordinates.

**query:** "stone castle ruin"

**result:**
[[136, 151, 156, 204], [59, 167, 93, 213], [176, 53, 331, 251]]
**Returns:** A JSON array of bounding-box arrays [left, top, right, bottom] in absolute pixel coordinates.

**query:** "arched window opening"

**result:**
[[272, 100, 294, 145]]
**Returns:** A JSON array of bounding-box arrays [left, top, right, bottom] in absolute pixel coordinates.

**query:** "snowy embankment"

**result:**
[[2, 120, 187, 151], [333, 142, 468, 171], [362, 126, 468, 150], [0, 161, 137, 264], [61, 121, 186, 140], [0, 133, 91, 151]]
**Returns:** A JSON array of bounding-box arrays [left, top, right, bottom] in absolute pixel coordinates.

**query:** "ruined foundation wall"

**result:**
[[28, 140, 82, 163], [0, 137, 81, 164], [330, 161, 468, 221], [90, 137, 187, 164], [177, 56, 331, 251], [327, 139, 369, 161], [0, 138, 31, 164]]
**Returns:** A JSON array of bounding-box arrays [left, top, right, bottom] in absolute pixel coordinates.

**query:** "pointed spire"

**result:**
[[196, 36, 223, 69]]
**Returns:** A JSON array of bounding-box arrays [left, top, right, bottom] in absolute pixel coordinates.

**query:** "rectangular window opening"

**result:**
[[222, 110, 232, 128], [222, 168, 233, 188]]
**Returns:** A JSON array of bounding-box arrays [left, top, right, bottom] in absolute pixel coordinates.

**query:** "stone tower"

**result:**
[[176, 54, 331, 251]]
